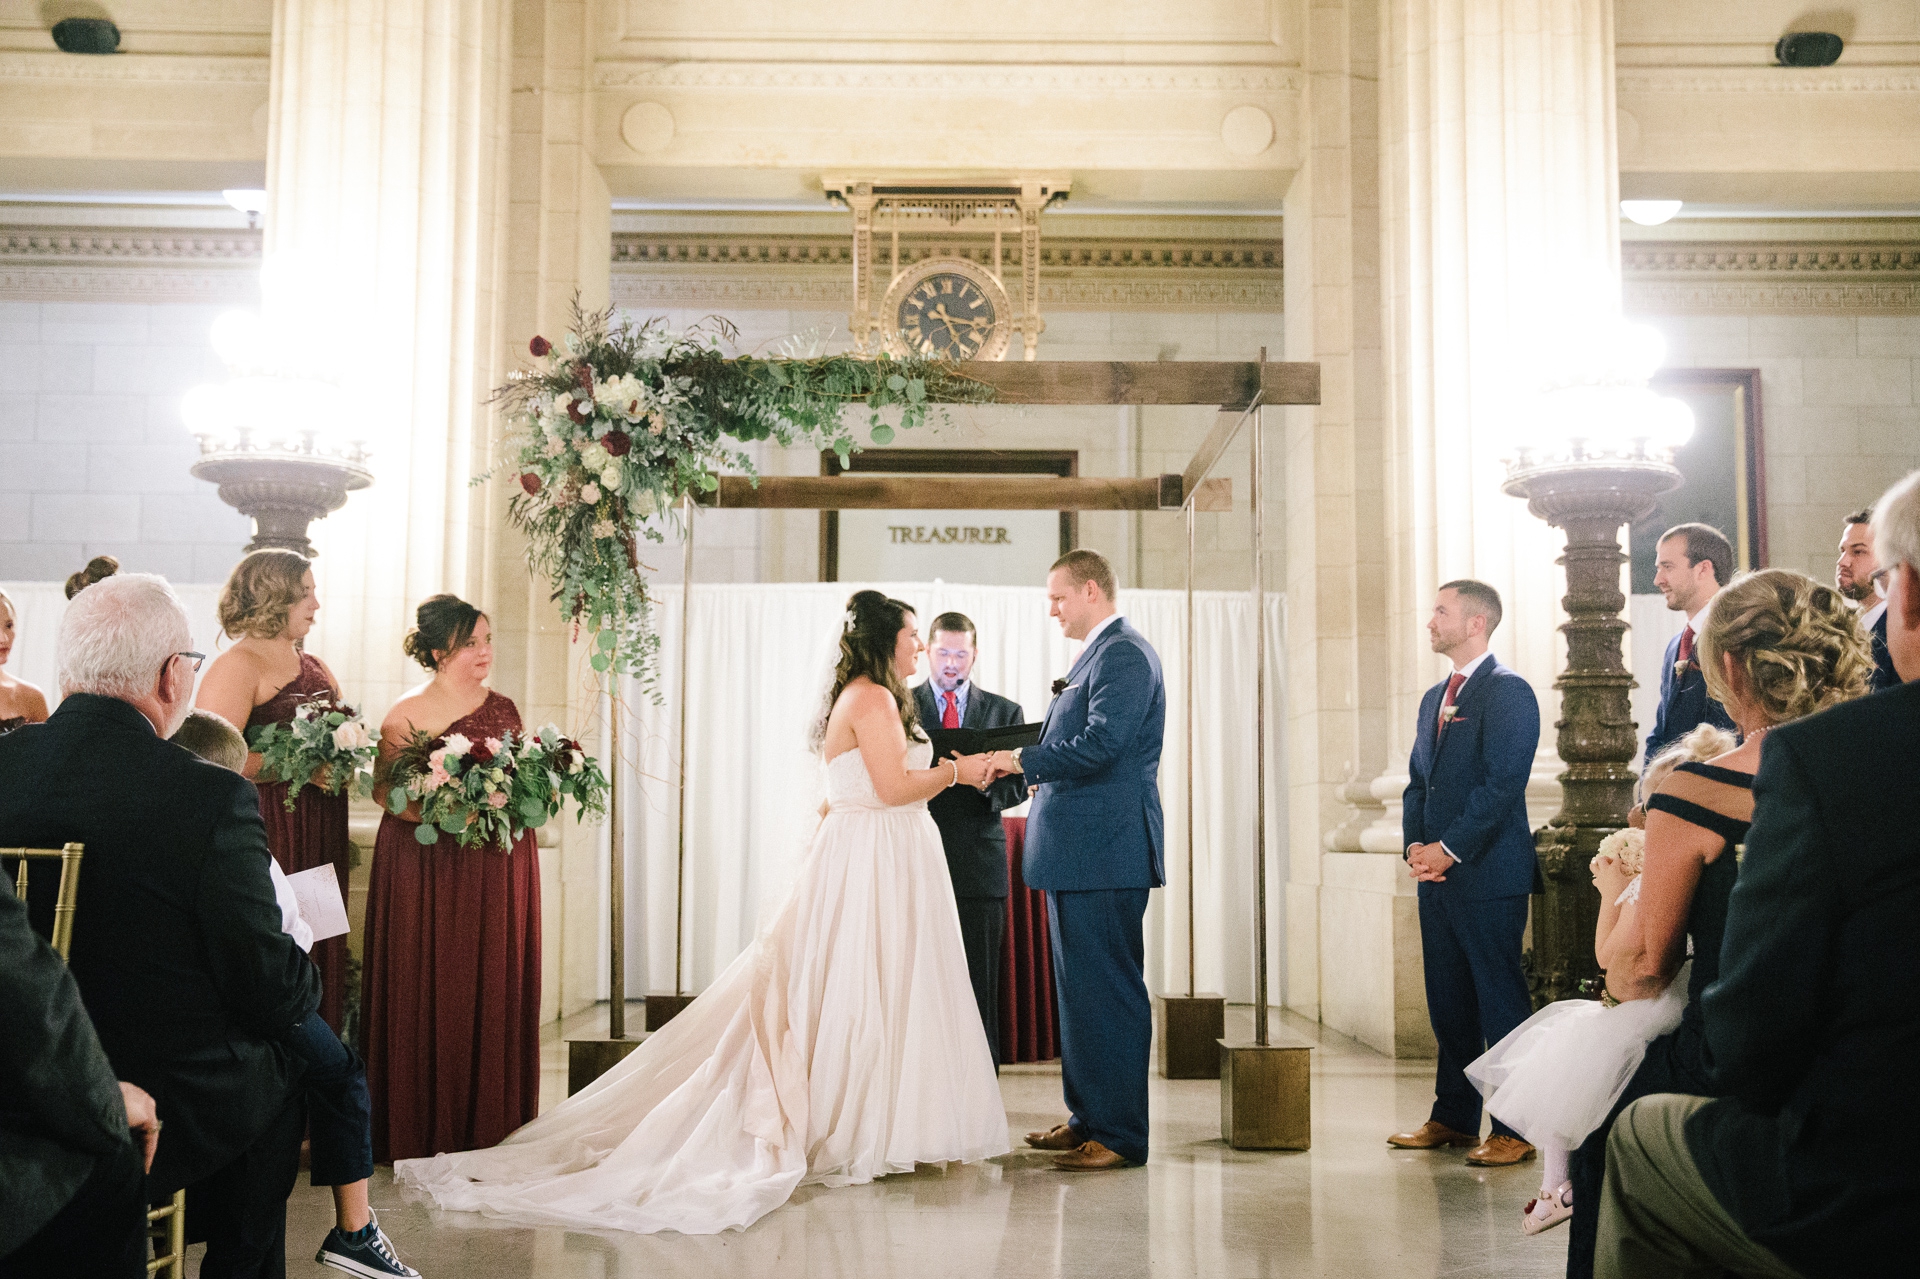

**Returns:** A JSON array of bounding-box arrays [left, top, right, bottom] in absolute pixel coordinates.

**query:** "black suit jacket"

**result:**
[[1868, 608, 1900, 691], [1687, 679, 1920, 1279], [0, 887, 131, 1255], [0, 695, 320, 1193], [914, 682, 1027, 899]]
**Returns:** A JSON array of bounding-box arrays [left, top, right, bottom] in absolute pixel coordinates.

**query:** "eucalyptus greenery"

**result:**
[[485, 301, 993, 689]]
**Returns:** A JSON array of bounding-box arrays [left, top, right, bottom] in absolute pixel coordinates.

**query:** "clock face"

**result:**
[[895, 270, 1000, 359]]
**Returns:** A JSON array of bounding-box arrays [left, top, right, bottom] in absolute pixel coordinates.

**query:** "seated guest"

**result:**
[[0, 573, 321, 1279], [1835, 506, 1900, 691], [1563, 567, 1873, 1279], [1596, 470, 1920, 1279], [170, 712, 420, 1279], [0, 888, 159, 1279], [0, 586, 49, 734]]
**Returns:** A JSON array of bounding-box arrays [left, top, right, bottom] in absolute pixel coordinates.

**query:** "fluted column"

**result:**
[[265, 0, 514, 716]]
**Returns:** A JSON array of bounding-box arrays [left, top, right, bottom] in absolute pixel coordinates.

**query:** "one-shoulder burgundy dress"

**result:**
[[361, 690, 542, 1163], [247, 651, 354, 1032]]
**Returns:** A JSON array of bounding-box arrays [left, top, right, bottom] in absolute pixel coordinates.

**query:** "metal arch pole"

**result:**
[[1251, 402, 1270, 1048], [1185, 499, 1197, 1000], [608, 648, 626, 1041], [674, 494, 695, 999]]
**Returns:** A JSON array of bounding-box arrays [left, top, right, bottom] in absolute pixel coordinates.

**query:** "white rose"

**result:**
[[567, 749, 583, 775], [443, 732, 473, 756], [332, 723, 365, 751], [579, 441, 611, 471], [579, 482, 601, 504], [600, 463, 624, 491]]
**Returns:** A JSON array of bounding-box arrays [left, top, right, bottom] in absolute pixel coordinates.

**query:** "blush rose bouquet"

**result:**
[[248, 693, 378, 811], [385, 726, 608, 849]]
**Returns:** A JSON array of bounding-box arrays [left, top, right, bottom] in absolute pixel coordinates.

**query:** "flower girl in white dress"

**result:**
[[396, 591, 1009, 1233], [1466, 724, 1736, 1236]]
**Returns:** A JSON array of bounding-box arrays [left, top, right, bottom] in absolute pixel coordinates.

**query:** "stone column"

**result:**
[[266, 0, 515, 717], [1317, 0, 1619, 1054]]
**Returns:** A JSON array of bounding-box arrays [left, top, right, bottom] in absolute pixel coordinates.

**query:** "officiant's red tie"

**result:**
[[942, 692, 960, 729], [1438, 671, 1466, 734]]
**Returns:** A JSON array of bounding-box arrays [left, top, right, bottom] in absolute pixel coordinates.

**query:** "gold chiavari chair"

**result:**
[[2, 843, 184, 1279]]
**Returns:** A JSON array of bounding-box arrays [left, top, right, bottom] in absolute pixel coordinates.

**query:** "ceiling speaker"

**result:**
[[1775, 32, 1843, 67], [51, 17, 120, 54]]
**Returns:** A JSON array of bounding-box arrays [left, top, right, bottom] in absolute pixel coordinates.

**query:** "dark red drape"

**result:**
[[998, 817, 1058, 1062]]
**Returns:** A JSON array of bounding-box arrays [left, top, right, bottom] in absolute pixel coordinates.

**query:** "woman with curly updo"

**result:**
[[195, 549, 356, 1031], [396, 589, 1006, 1235], [361, 595, 541, 1163], [1562, 568, 1873, 1278]]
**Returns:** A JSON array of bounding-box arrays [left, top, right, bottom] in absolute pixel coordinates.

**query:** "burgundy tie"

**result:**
[[1675, 626, 1696, 668], [942, 691, 960, 729], [1438, 671, 1466, 733]]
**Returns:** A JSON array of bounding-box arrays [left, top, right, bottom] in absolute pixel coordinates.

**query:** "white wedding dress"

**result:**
[[395, 741, 1009, 1234]]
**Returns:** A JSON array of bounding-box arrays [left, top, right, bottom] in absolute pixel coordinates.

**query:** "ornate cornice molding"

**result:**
[[1617, 66, 1920, 95], [594, 61, 1300, 94], [0, 265, 260, 304], [0, 51, 267, 84], [1624, 239, 1920, 311], [610, 272, 1282, 311], [1624, 281, 1920, 314], [1, 227, 262, 261], [612, 232, 1277, 272]]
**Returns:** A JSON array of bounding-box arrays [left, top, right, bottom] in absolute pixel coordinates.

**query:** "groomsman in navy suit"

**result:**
[[1836, 507, 1901, 692], [1391, 579, 1542, 1167], [988, 549, 1164, 1172], [1640, 523, 1737, 777]]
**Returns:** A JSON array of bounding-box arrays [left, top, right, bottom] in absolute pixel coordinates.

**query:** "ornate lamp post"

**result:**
[[1502, 324, 1692, 1004], [182, 302, 372, 557]]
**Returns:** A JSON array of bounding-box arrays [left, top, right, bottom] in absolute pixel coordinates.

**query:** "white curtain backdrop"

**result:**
[[608, 583, 1288, 1006], [0, 582, 223, 705]]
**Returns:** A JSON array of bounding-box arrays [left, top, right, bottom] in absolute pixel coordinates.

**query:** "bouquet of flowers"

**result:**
[[248, 694, 378, 811], [385, 727, 610, 850]]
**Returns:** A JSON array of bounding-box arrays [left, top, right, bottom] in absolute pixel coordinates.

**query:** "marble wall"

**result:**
[[0, 300, 250, 584]]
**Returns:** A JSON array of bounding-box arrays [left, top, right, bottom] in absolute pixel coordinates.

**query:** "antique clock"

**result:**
[[878, 257, 1013, 361]]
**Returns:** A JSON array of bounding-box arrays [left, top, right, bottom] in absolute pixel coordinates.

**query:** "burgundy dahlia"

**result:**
[[519, 472, 543, 496], [602, 430, 632, 457], [566, 396, 592, 425], [529, 335, 551, 357]]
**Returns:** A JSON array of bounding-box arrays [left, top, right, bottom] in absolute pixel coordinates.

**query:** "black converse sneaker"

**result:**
[[316, 1210, 421, 1278]]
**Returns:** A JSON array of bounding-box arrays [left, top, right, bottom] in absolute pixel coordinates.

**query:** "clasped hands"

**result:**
[[942, 750, 1026, 792], [1405, 842, 1453, 883]]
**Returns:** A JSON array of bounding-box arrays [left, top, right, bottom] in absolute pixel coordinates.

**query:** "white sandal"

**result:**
[[1521, 1182, 1574, 1236]]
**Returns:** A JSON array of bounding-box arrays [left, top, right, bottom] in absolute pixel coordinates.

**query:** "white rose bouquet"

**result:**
[[248, 694, 379, 811]]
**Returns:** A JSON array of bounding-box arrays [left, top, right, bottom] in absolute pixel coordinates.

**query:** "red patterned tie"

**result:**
[[942, 690, 960, 729], [1675, 626, 1695, 669], [1438, 671, 1466, 734]]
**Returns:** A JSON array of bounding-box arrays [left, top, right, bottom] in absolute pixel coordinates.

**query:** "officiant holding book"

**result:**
[[915, 612, 1030, 1066]]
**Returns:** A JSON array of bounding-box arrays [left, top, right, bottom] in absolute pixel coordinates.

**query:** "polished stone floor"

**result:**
[[196, 1007, 1570, 1278]]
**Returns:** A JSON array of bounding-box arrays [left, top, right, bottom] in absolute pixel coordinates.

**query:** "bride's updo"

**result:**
[[810, 590, 923, 750]]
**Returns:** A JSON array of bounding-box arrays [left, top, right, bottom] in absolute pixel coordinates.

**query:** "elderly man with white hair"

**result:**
[[1595, 469, 1920, 1279], [0, 574, 320, 1279]]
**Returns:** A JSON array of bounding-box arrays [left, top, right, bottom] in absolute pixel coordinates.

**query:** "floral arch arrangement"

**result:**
[[488, 304, 993, 687]]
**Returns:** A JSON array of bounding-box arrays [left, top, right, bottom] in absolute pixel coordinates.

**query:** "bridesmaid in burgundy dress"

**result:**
[[195, 549, 354, 1031], [363, 595, 541, 1162]]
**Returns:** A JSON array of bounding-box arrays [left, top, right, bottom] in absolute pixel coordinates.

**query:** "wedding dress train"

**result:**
[[394, 741, 1010, 1234]]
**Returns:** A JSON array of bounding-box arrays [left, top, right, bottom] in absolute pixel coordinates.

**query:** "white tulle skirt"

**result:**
[[394, 800, 1009, 1234], [1465, 961, 1690, 1151]]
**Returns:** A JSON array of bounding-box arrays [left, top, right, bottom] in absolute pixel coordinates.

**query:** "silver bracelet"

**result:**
[[947, 758, 960, 787]]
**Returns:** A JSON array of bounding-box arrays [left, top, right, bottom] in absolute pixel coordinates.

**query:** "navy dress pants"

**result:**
[[1417, 890, 1532, 1139], [1047, 887, 1151, 1165]]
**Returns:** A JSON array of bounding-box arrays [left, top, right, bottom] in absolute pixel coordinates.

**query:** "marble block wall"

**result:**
[[0, 301, 251, 583]]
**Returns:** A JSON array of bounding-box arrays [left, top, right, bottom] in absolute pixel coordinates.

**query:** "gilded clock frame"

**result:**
[[879, 256, 1014, 362]]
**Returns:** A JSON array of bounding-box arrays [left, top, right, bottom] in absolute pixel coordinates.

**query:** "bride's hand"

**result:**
[[950, 753, 994, 789]]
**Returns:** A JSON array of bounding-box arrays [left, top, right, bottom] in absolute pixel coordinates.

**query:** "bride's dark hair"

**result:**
[[810, 590, 924, 751]]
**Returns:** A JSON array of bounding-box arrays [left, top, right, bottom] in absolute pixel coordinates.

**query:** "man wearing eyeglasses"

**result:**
[[0, 574, 320, 1279]]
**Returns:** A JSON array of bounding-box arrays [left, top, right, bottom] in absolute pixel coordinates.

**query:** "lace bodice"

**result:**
[[825, 740, 933, 812]]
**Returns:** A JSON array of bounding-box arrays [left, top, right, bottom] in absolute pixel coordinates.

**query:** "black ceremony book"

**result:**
[[926, 722, 1044, 759]]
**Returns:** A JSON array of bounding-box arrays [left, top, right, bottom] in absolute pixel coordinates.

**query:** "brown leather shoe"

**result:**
[[1052, 1140, 1133, 1171], [1387, 1121, 1479, 1149], [1025, 1123, 1083, 1151], [1466, 1135, 1536, 1166]]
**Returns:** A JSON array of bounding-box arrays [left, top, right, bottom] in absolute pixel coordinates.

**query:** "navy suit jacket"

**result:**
[[915, 681, 1028, 898], [1401, 656, 1542, 901], [1022, 617, 1166, 892], [1645, 626, 1737, 763], [1868, 609, 1901, 692]]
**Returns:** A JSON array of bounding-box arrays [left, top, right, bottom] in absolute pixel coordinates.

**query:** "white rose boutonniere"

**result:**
[[1440, 705, 1459, 724]]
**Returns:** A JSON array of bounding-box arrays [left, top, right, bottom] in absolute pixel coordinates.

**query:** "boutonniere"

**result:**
[[1440, 705, 1459, 724], [1051, 678, 1073, 697], [1673, 658, 1693, 679]]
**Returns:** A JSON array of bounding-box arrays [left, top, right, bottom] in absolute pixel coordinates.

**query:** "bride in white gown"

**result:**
[[396, 590, 1011, 1234]]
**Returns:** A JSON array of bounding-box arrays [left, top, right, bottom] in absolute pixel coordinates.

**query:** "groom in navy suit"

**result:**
[[1391, 579, 1542, 1167], [988, 549, 1164, 1172]]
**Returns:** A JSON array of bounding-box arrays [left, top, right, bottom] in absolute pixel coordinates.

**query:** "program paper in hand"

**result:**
[[285, 864, 350, 942]]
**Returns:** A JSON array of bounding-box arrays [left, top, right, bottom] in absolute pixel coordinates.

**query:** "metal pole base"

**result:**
[[1219, 1040, 1311, 1150], [1157, 994, 1226, 1079], [646, 993, 697, 1030], [566, 1034, 644, 1096]]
